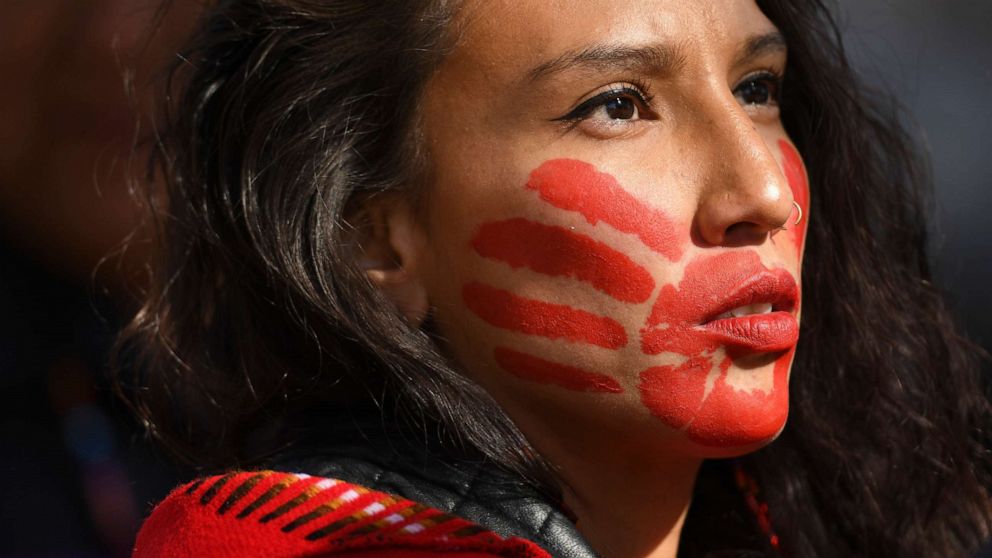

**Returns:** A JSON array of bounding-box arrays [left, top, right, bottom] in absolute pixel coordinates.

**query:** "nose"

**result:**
[[692, 102, 794, 247]]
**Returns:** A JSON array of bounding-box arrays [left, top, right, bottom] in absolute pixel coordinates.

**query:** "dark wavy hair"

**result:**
[[117, 0, 992, 556]]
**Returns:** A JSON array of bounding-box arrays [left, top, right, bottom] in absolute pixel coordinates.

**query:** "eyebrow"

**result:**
[[524, 31, 787, 83], [525, 43, 688, 83], [732, 31, 788, 68]]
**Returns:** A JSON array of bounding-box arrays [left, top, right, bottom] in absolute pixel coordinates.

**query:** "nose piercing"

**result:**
[[772, 201, 804, 237]]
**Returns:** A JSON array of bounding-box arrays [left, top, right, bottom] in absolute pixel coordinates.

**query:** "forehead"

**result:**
[[449, 0, 779, 77]]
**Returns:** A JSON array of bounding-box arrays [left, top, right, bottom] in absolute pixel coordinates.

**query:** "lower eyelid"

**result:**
[[743, 104, 781, 122], [575, 118, 654, 140]]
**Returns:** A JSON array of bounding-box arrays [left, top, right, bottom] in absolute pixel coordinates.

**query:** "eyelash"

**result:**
[[554, 70, 785, 125], [555, 80, 655, 122], [734, 69, 784, 107]]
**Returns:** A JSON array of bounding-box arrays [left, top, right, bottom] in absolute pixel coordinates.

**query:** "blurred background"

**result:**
[[838, 0, 992, 358], [0, 1, 989, 556], [0, 2, 196, 556]]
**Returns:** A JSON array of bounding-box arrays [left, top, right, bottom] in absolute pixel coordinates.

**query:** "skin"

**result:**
[[362, 1, 809, 556]]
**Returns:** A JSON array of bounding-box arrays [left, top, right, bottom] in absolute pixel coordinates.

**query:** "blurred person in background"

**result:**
[[0, 2, 194, 556]]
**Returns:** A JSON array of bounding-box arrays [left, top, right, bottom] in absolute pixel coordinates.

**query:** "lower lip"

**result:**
[[697, 312, 799, 353]]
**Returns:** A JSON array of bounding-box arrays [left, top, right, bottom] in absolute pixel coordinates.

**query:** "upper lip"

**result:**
[[698, 268, 799, 326], [639, 259, 800, 356]]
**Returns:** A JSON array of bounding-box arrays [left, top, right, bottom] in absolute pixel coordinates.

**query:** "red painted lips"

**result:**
[[640, 252, 799, 357], [701, 312, 798, 353], [637, 252, 799, 446], [697, 268, 799, 353]]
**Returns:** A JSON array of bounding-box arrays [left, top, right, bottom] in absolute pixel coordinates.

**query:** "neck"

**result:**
[[494, 394, 703, 558], [560, 449, 699, 558]]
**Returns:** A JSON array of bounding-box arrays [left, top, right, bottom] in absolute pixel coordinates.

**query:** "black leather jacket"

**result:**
[[268, 417, 599, 558]]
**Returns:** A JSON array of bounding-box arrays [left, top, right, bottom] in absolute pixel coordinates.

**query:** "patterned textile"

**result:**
[[134, 471, 553, 557]]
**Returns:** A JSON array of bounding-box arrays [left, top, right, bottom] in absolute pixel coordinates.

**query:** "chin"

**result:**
[[638, 349, 793, 457], [684, 412, 789, 459]]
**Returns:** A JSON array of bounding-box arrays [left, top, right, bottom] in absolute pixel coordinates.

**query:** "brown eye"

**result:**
[[734, 73, 781, 107], [604, 96, 637, 119], [558, 86, 651, 122]]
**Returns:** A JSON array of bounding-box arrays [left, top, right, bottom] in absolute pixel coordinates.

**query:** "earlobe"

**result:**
[[354, 200, 431, 328]]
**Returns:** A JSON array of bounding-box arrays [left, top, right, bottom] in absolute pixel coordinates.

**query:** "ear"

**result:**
[[353, 198, 431, 328]]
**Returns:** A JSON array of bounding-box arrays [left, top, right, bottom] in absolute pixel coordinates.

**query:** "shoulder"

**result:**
[[133, 470, 551, 558]]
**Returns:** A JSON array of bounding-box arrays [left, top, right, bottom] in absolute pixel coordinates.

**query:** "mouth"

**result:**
[[696, 269, 799, 353], [640, 252, 801, 357]]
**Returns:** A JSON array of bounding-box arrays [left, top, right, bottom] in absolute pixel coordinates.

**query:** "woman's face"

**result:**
[[413, 0, 808, 458]]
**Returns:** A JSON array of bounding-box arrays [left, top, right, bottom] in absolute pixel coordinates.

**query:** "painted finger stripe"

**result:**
[[778, 139, 809, 259], [472, 218, 655, 304], [494, 346, 623, 393], [527, 158, 683, 262], [463, 281, 627, 349]]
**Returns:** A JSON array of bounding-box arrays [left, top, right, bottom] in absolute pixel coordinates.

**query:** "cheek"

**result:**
[[450, 158, 685, 396], [461, 280, 628, 350], [435, 157, 795, 451], [526, 158, 685, 263], [638, 347, 794, 448], [778, 139, 810, 256], [470, 218, 655, 304]]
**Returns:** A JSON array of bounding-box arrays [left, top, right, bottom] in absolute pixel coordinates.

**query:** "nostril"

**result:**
[[725, 222, 750, 236], [721, 221, 770, 247]]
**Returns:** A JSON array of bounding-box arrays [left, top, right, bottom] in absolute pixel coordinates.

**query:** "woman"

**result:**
[[123, 0, 992, 556]]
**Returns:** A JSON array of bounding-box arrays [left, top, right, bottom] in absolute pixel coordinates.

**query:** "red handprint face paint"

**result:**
[[526, 158, 684, 262], [462, 281, 628, 349], [638, 251, 798, 446], [640, 252, 798, 357], [779, 139, 810, 256], [494, 347, 623, 394], [471, 218, 655, 304], [462, 158, 684, 394], [458, 157, 800, 449]]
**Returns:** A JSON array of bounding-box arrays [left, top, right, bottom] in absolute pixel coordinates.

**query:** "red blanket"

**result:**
[[134, 470, 552, 557]]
